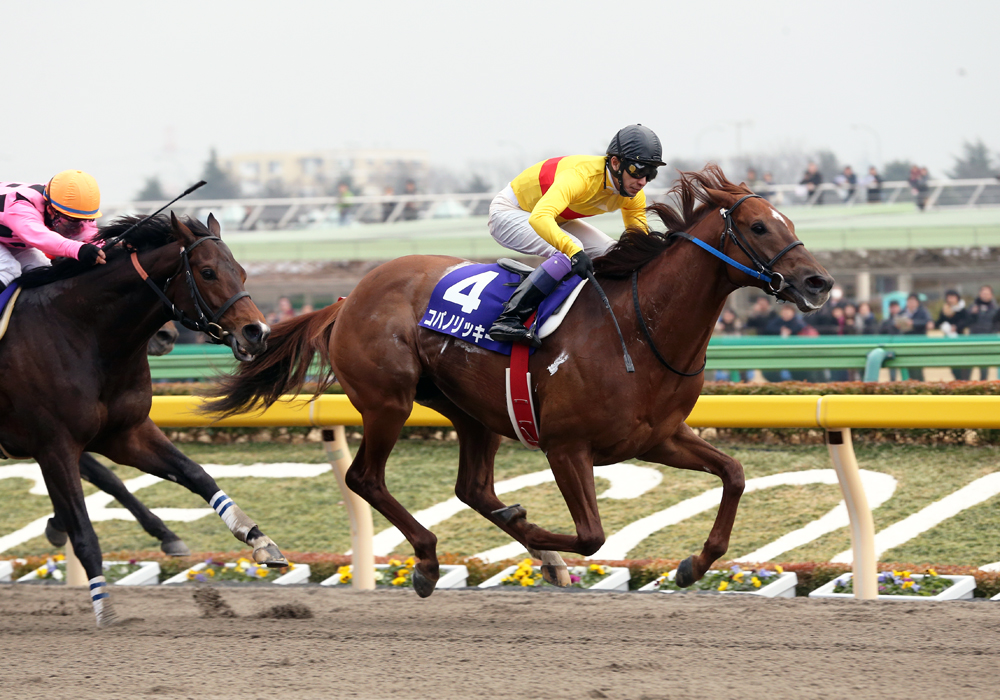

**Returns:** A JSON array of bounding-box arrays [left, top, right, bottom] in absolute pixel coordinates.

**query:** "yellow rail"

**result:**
[[150, 393, 1000, 430]]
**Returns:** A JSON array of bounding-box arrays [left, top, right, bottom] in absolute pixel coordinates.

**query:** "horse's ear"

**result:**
[[704, 187, 740, 209], [170, 211, 197, 247], [207, 212, 221, 238]]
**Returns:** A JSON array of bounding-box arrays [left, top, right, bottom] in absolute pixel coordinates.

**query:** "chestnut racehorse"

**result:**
[[0, 213, 285, 626], [209, 166, 834, 595]]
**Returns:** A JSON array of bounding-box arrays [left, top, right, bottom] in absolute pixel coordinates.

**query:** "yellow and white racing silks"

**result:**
[[509, 155, 649, 257]]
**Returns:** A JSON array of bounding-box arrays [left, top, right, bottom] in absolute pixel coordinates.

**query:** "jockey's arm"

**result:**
[[527, 172, 588, 258], [621, 190, 650, 232], [5, 198, 88, 259]]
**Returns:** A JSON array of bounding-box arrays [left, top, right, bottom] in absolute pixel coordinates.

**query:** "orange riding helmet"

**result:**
[[44, 170, 102, 219]]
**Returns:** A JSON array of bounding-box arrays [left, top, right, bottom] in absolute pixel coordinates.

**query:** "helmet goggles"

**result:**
[[623, 160, 658, 182]]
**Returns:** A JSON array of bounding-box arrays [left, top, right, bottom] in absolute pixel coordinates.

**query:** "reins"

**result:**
[[128, 235, 249, 343], [630, 193, 803, 377]]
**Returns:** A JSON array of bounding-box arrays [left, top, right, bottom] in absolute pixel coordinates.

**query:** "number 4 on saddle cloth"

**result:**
[[420, 260, 588, 450]]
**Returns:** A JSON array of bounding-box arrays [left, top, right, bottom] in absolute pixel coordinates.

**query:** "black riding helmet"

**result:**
[[606, 124, 666, 197]]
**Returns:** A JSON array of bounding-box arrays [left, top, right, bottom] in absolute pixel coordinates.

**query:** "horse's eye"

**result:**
[[200, 268, 217, 281], [751, 222, 768, 235]]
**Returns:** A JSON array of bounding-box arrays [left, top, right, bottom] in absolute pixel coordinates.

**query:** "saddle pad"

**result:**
[[0, 282, 21, 343], [0, 282, 25, 458], [420, 263, 584, 355]]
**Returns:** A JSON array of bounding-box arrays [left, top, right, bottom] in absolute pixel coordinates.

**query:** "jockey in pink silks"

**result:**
[[0, 170, 107, 293]]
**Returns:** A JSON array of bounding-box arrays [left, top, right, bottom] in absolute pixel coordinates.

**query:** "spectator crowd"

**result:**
[[714, 285, 1000, 382]]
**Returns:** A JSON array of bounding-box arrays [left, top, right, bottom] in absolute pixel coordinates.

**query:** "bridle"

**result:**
[[128, 235, 250, 343], [632, 193, 803, 376]]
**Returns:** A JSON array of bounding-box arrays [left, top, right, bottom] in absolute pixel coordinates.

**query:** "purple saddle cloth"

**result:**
[[420, 263, 580, 355]]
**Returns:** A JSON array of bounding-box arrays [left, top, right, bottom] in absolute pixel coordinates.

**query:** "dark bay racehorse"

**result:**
[[0, 213, 285, 626], [44, 321, 191, 556], [209, 166, 833, 595]]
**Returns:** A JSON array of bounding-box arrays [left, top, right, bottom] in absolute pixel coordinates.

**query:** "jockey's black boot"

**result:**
[[489, 272, 549, 348]]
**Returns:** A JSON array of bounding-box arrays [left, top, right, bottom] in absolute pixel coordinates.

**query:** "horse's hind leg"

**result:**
[[638, 423, 745, 587], [442, 407, 570, 586], [36, 446, 119, 627], [344, 406, 442, 597], [95, 418, 285, 566], [80, 453, 190, 556]]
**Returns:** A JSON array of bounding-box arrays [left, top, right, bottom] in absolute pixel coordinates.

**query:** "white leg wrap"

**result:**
[[210, 490, 254, 541], [89, 576, 117, 627]]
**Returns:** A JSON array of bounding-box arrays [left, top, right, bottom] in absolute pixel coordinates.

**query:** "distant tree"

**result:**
[[814, 150, 842, 182], [461, 173, 491, 193], [135, 176, 166, 201], [192, 148, 240, 199], [948, 139, 995, 179], [882, 160, 914, 182]]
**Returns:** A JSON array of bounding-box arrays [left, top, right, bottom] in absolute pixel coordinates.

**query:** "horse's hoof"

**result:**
[[96, 607, 122, 629], [492, 503, 527, 525], [412, 565, 437, 599], [45, 518, 67, 548], [674, 557, 696, 588], [541, 564, 572, 587], [160, 538, 191, 557], [253, 544, 287, 568]]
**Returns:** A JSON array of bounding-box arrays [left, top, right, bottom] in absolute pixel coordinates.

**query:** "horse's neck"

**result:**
[[67, 246, 181, 357], [635, 224, 736, 372]]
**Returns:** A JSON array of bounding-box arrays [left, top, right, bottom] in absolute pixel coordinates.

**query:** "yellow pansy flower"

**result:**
[[398, 569, 410, 577], [337, 565, 352, 575], [256, 568, 269, 578], [388, 559, 401, 567], [751, 576, 761, 588], [206, 568, 215, 577], [902, 580, 913, 589], [520, 576, 536, 586], [391, 576, 407, 586], [929, 569, 938, 577], [718, 581, 729, 591], [340, 572, 352, 583], [775, 565, 784, 574], [732, 571, 744, 581], [404, 557, 415, 567], [520, 558, 534, 567]]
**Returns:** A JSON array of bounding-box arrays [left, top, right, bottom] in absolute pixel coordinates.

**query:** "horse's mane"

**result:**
[[18, 214, 209, 289], [594, 163, 754, 279]]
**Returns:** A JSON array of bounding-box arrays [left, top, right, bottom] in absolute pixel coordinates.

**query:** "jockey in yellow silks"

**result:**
[[488, 124, 664, 347]]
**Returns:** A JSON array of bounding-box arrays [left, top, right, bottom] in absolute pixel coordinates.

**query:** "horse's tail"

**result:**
[[201, 300, 343, 417]]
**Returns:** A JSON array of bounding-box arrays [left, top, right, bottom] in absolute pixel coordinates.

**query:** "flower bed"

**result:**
[[15, 556, 161, 586], [320, 558, 468, 588], [162, 558, 308, 585], [638, 565, 797, 598], [808, 570, 976, 600], [478, 561, 630, 591]]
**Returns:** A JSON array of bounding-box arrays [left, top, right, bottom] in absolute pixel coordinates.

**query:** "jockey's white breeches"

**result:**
[[0, 246, 51, 287], [488, 185, 616, 259]]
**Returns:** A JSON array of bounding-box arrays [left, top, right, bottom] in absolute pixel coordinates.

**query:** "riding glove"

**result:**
[[570, 251, 594, 278], [78, 244, 102, 265]]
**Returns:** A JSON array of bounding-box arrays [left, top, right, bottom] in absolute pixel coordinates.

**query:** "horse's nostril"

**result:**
[[805, 275, 833, 294], [242, 324, 262, 344]]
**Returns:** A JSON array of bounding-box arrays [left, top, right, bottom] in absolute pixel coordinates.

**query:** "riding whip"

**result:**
[[103, 180, 208, 249], [585, 271, 635, 373]]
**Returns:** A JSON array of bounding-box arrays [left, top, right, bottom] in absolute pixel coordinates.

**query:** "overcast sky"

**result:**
[[4, 1, 997, 201]]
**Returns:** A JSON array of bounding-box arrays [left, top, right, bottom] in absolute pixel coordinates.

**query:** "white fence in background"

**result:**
[[103, 178, 1000, 232]]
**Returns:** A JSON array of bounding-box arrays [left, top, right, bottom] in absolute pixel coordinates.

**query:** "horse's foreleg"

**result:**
[[638, 423, 746, 587], [75, 453, 189, 556], [345, 407, 441, 597], [36, 447, 119, 628], [97, 419, 284, 566], [447, 412, 571, 586]]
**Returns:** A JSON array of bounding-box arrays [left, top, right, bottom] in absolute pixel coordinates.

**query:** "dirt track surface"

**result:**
[[2, 585, 999, 699]]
